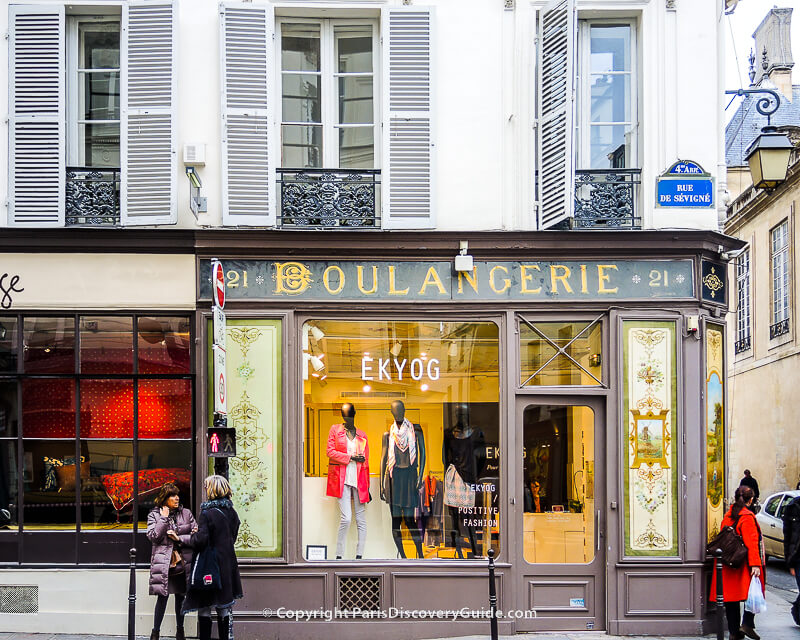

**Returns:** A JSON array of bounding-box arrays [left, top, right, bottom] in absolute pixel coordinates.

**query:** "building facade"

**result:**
[[0, 0, 737, 637]]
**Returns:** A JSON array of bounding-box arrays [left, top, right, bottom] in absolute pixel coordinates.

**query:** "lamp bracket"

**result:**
[[725, 88, 781, 124]]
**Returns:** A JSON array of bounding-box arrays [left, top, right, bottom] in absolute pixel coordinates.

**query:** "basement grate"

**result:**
[[337, 575, 381, 612], [0, 586, 38, 614]]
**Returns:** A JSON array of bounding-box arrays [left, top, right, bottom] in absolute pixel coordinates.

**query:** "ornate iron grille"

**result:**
[[65, 167, 121, 226], [572, 169, 642, 229], [0, 586, 38, 614], [769, 319, 790, 339], [277, 168, 380, 229], [734, 335, 751, 354], [337, 575, 381, 612]]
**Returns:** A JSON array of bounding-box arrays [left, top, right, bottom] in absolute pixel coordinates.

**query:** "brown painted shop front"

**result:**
[[194, 230, 740, 640]]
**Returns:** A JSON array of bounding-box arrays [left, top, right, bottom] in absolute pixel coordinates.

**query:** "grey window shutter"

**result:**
[[536, 0, 576, 229], [381, 7, 435, 230], [8, 5, 65, 227], [220, 2, 274, 227], [121, 0, 177, 225]]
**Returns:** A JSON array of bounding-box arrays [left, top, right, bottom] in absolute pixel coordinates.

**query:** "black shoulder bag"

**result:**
[[706, 520, 748, 568], [189, 509, 223, 591]]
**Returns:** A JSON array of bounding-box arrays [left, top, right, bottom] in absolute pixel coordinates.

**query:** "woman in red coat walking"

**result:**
[[710, 485, 765, 640]]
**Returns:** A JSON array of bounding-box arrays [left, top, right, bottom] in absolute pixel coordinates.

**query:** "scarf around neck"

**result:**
[[386, 418, 416, 478]]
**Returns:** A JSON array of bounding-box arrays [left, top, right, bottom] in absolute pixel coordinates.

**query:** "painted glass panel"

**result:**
[[706, 325, 725, 542]]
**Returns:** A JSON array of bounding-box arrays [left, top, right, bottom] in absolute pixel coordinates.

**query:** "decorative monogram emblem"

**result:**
[[703, 266, 724, 299], [273, 261, 313, 295]]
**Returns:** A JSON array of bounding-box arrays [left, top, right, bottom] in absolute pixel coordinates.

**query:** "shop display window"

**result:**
[[302, 320, 500, 560], [521, 404, 595, 564], [0, 318, 18, 372], [138, 317, 191, 374], [80, 316, 133, 374], [519, 319, 603, 386], [0, 440, 17, 531], [23, 317, 76, 374]]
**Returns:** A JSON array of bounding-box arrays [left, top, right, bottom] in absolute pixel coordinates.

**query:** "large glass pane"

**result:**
[[80, 316, 133, 374], [22, 439, 78, 530], [23, 317, 76, 374], [138, 379, 192, 439], [79, 122, 120, 167], [589, 74, 630, 123], [282, 74, 321, 123], [0, 380, 19, 438], [0, 440, 18, 530], [282, 124, 323, 168], [22, 379, 76, 438], [0, 318, 18, 372], [81, 439, 133, 530], [281, 24, 321, 72], [339, 127, 374, 169], [137, 317, 191, 374], [336, 26, 372, 73], [338, 77, 373, 124], [522, 405, 595, 564], [589, 124, 631, 168], [590, 25, 630, 73], [520, 321, 602, 386], [136, 441, 192, 527], [80, 379, 134, 438], [79, 21, 120, 69], [302, 320, 500, 560], [81, 71, 120, 120]]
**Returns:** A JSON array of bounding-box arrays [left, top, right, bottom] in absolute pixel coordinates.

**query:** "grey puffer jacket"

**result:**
[[147, 506, 197, 597]]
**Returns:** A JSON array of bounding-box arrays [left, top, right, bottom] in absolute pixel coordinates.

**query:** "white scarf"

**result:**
[[386, 418, 416, 478]]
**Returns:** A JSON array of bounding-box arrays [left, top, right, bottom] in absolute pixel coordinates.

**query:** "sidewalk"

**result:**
[[0, 589, 795, 640]]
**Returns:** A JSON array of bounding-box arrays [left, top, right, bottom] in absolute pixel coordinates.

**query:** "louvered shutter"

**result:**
[[536, 0, 576, 229], [121, 0, 177, 225], [220, 2, 274, 226], [8, 5, 65, 227], [381, 7, 435, 230]]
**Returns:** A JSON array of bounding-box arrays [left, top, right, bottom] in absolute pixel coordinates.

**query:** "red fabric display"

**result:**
[[100, 467, 191, 512]]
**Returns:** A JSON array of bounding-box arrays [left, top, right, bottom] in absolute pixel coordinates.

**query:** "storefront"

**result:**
[[195, 229, 741, 639]]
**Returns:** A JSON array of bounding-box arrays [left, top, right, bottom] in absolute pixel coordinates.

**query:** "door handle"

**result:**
[[771, 523, 776, 528], [596, 510, 601, 552]]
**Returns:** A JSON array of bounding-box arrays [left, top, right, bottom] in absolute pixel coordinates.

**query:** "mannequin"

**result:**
[[326, 403, 370, 559], [443, 403, 484, 557], [380, 400, 426, 558]]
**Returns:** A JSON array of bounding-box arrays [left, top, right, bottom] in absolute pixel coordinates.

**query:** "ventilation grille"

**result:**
[[337, 576, 381, 612], [0, 586, 38, 613], [341, 391, 406, 399]]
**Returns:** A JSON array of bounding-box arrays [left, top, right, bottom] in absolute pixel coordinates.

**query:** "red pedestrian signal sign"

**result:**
[[208, 427, 236, 458]]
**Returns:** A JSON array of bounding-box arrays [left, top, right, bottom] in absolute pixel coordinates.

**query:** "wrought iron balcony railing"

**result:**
[[572, 168, 642, 230], [65, 167, 121, 226], [734, 335, 751, 354], [770, 318, 790, 339], [277, 168, 380, 229]]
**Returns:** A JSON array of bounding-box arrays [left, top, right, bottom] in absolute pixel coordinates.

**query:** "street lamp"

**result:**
[[726, 88, 794, 190]]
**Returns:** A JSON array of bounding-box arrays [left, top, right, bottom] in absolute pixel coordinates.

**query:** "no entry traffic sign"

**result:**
[[212, 260, 225, 309]]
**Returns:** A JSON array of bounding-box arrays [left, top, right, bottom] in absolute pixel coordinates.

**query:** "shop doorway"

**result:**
[[515, 396, 606, 631]]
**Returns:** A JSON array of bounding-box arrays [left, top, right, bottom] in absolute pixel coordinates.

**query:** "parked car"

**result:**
[[756, 489, 800, 561]]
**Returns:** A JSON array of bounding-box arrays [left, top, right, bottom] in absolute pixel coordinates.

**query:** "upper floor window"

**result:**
[[735, 250, 751, 353], [771, 220, 791, 336], [577, 22, 637, 169], [278, 19, 378, 169]]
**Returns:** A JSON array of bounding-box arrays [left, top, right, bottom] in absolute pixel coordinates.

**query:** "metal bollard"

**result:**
[[128, 547, 137, 640], [715, 548, 724, 640], [487, 548, 499, 640]]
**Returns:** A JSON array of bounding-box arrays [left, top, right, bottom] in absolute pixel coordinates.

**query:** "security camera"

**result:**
[[721, 246, 748, 261]]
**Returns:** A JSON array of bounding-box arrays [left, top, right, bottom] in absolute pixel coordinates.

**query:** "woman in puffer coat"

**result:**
[[710, 485, 765, 640], [147, 483, 197, 640]]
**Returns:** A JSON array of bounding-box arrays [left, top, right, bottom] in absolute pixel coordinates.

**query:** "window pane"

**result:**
[[590, 74, 630, 123], [22, 379, 76, 438], [520, 321, 602, 386], [81, 71, 120, 120], [338, 77, 374, 124], [80, 316, 133, 374], [282, 124, 323, 168], [590, 25, 630, 73], [523, 405, 595, 563], [0, 440, 18, 530], [0, 318, 18, 372], [336, 27, 372, 73], [0, 381, 19, 438], [302, 320, 500, 560], [281, 24, 321, 72], [339, 127, 374, 169], [79, 21, 120, 69], [136, 441, 192, 526], [82, 440, 134, 529], [282, 74, 321, 123], [22, 439, 79, 530], [138, 379, 192, 439], [23, 317, 76, 374], [138, 317, 191, 374], [79, 122, 120, 168], [589, 124, 631, 168], [80, 379, 134, 439]]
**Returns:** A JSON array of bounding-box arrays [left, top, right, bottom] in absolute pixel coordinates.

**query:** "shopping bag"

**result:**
[[744, 575, 767, 614]]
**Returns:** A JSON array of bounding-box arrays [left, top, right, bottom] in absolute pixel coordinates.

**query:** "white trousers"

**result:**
[[337, 484, 367, 558]]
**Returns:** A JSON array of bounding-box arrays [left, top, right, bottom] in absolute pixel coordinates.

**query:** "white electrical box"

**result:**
[[183, 143, 206, 166]]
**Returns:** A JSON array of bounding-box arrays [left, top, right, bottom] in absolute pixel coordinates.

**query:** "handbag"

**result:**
[[189, 546, 221, 591], [706, 524, 748, 568], [443, 464, 475, 509], [169, 547, 185, 576]]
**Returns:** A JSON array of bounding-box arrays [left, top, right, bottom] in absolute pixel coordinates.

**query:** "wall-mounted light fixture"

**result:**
[[454, 240, 473, 273], [390, 341, 403, 357]]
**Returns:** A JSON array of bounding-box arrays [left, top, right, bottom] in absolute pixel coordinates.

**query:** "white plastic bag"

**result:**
[[745, 575, 767, 614]]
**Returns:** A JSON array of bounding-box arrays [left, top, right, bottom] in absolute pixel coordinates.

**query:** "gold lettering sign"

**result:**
[[550, 265, 573, 294], [418, 266, 447, 295], [597, 264, 619, 294], [274, 262, 313, 295], [457, 268, 478, 294], [520, 265, 542, 294], [323, 265, 345, 295], [388, 265, 409, 295], [357, 265, 378, 295], [489, 265, 511, 294]]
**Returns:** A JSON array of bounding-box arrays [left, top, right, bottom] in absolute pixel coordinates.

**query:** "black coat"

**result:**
[[182, 499, 243, 611], [740, 475, 760, 500], [783, 496, 800, 565]]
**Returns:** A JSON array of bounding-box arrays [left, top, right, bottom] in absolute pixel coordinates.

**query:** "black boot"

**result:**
[[217, 613, 231, 640], [198, 616, 213, 640], [150, 631, 159, 640]]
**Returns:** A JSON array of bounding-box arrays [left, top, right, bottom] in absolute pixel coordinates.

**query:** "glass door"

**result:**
[[515, 397, 605, 631]]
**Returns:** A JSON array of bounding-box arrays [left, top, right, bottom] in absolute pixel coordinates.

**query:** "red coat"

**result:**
[[326, 424, 370, 504], [709, 506, 765, 602]]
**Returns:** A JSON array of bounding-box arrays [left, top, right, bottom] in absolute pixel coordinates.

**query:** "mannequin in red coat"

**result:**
[[326, 403, 370, 559], [709, 485, 765, 640]]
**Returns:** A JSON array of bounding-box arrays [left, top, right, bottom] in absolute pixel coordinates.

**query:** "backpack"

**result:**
[[707, 524, 748, 568]]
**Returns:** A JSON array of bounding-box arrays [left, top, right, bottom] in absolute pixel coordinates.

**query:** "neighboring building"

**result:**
[[0, 1, 738, 638], [725, 7, 800, 506]]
